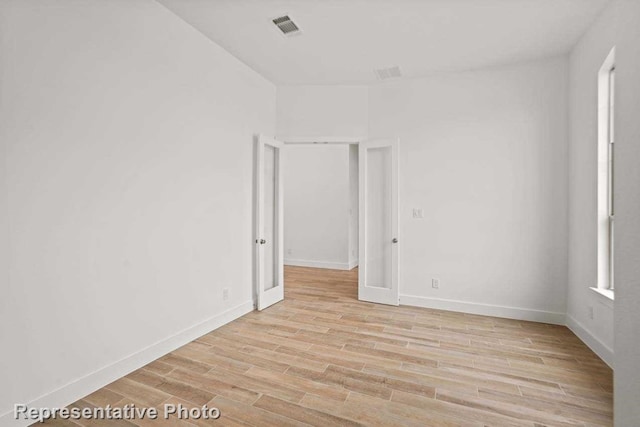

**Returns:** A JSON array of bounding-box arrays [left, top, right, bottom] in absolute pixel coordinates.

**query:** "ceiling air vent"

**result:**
[[272, 15, 301, 36], [374, 66, 402, 81]]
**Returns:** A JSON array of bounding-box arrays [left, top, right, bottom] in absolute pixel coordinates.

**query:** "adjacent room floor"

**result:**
[[49, 266, 613, 426]]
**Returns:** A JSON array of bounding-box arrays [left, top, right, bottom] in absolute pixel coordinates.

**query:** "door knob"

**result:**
[[260, 239, 266, 244], [392, 238, 398, 243]]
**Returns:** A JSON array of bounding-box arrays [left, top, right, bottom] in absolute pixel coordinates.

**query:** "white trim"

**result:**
[[0, 300, 254, 427], [285, 258, 353, 271], [348, 259, 359, 270], [399, 294, 565, 325], [279, 136, 363, 145], [596, 47, 616, 291], [590, 286, 615, 307], [566, 315, 614, 368]]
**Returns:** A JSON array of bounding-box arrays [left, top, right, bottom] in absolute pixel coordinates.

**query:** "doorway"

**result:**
[[283, 143, 357, 271], [254, 135, 399, 310]]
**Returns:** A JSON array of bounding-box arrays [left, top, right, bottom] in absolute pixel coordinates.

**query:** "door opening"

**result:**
[[254, 136, 399, 309]]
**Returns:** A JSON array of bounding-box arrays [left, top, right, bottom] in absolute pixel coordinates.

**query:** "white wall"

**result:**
[[567, 11, 640, 418], [566, 2, 617, 366], [612, 1, 640, 424], [273, 5, 638, 423], [0, 58, 9, 422], [348, 145, 359, 267], [276, 86, 368, 139], [368, 58, 569, 323], [277, 86, 366, 270], [565, 1, 640, 421], [0, 0, 275, 422], [283, 145, 351, 270]]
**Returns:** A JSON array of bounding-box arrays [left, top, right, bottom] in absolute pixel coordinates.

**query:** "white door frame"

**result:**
[[255, 134, 285, 310], [278, 136, 400, 306]]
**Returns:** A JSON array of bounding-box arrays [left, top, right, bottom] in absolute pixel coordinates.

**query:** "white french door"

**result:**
[[358, 138, 399, 306], [255, 134, 284, 310]]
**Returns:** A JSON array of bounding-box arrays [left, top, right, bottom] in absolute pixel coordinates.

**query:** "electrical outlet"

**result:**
[[432, 278, 440, 289], [588, 306, 594, 320], [287, 248, 293, 255], [413, 208, 424, 219], [223, 288, 230, 301]]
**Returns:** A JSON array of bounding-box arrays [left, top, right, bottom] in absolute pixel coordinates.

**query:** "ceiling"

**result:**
[[157, 0, 610, 85]]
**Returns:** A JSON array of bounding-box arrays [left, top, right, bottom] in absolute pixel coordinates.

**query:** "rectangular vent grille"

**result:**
[[272, 15, 300, 35], [374, 66, 402, 81]]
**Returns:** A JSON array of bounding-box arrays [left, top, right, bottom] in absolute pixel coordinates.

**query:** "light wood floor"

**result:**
[[46, 266, 612, 426]]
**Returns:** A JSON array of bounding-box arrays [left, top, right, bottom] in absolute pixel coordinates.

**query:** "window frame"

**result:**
[[596, 47, 616, 293]]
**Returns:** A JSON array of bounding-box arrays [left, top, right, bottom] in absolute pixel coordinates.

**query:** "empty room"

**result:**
[[2, 0, 640, 426]]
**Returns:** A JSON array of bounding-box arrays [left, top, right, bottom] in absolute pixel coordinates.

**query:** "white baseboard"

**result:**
[[565, 315, 614, 368], [1, 300, 254, 427], [348, 259, 359, 270], [285, 258, 352, 271], [400, 294, 565, 325]]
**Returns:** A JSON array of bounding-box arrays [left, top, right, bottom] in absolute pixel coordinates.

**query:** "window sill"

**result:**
[[590, 286, 615, 302]]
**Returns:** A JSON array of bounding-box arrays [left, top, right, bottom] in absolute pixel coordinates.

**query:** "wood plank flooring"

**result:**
[[44, 266, 612, 426]]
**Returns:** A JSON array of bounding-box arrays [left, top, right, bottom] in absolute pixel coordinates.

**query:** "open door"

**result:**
[[255, 134, 284, 310], [358, 138, 399, 306]]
